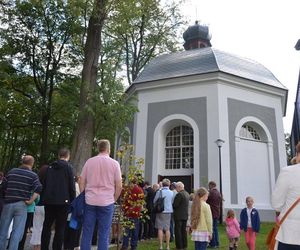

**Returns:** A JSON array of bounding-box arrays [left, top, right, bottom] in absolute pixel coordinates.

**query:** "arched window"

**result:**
[[165, 125, 194, 169], [239, 124, 261, 141]]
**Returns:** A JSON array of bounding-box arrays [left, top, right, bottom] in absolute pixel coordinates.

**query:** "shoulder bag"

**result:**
[[153, 189, 165, 213]]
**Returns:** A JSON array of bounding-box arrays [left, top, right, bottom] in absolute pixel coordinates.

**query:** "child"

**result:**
[[110, 200, 121, 244], [19, 194, 39, 250], [225, 209, 240, 250], [239, 196, 260, 250], [190, 187, 212, 250], [186, 193, 195, 229]]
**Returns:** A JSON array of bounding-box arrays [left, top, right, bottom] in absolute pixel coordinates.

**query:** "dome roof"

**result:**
[[183, 21, 211, 43], [133, 47, 286, 90]]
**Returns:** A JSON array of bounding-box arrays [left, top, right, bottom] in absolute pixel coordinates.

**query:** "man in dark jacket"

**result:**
[[143, 181, 155, 239], [207, 181, 222, 248], [41, 148, 75, 250], [173, 182, 190, 250]]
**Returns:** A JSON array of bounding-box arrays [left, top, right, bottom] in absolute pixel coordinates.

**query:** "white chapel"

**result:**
[[118, 22, 288, 220]]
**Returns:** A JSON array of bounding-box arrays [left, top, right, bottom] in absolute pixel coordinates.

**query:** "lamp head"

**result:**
[[215, 139, 225, 147]]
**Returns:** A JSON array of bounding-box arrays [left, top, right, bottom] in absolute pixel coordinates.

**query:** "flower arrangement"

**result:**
[[116, 144, 148, 235]]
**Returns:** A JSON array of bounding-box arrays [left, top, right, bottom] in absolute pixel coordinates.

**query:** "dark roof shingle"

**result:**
[[133, 47, 286, 89]]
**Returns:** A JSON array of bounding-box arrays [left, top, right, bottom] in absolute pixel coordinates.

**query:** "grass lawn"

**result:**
[[111, 223, 274, 250]]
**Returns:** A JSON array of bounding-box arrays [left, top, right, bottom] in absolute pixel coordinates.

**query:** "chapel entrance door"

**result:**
[[158, 175, 192, 194]]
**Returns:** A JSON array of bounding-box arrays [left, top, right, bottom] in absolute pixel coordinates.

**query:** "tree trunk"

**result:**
[[71, 0, 106, 174], [8, 131, 18, 171], [40, 113, 50, 164]]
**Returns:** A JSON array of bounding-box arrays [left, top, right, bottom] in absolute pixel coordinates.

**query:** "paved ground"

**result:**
[[22, 232, 114, 249]]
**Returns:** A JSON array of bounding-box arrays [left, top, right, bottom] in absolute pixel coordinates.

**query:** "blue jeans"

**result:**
[[278, 241, 300, 250], [122, 218, 139, 249], [0, 201, 27, 250], [195, 241, 208, 250], [80, 203, 114, 250], [209, 218, 219, 247]]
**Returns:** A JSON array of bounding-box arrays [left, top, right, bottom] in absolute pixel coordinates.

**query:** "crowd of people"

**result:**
[[0, 138, 300, 250]]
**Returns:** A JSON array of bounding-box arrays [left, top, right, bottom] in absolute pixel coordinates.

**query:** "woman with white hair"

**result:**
[[153, 178, 174, 250]]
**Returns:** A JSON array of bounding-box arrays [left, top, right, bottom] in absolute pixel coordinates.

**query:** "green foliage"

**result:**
[[93, 62, 138, 155], [0, 0, 85, 167], [0, 0, 185, 171], [0, 0, 84, 72], [105, 0, 186, 83], [117, 144, 144, 184], [0, 58, 80, 170]]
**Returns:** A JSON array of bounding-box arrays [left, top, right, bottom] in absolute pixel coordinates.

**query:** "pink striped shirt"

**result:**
[[80, 153, 122, 206]]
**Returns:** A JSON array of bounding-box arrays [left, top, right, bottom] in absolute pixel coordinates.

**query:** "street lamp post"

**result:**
[[291, 40, 300, 157], [215, 138, 225, 224]]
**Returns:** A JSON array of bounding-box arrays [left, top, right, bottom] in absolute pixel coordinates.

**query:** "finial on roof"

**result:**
[[183, 21, 212, 50]]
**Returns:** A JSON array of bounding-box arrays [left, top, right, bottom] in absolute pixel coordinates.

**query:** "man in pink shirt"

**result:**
[[79, 139, 122, 250]]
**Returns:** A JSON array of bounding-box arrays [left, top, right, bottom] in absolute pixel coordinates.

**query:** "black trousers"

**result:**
[[143, 212, 154, 239], [278, 242, 300, 250], [151, 211, 157, 237], [41, 204, 69, 250], [174, 219, 187, 250], [64, 224, 81, 250]]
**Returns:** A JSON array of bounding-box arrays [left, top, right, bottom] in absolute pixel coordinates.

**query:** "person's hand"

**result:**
[[25, 199, 34, 205], [208, 234, 212, 241]]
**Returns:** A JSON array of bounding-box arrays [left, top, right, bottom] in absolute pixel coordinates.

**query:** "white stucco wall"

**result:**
[[130, 72, 286, 213], [216, 79, 286, 209]]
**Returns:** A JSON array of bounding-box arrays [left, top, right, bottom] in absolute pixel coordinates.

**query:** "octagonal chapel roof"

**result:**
[[133, 47, 286, 90]]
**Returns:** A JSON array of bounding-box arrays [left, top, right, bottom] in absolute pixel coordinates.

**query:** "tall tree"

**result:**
[[71, 0, 108, 172], [0, 0, 83, 163], [0, 61, 80, 170], [71, 0, 185, 173], [0, 0, 185, 172]]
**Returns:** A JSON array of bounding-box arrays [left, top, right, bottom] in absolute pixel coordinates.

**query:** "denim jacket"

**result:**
[[69, 191, 85, 229]]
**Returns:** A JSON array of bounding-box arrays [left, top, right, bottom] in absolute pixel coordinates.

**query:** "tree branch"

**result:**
[[10, 82, 33, 100]]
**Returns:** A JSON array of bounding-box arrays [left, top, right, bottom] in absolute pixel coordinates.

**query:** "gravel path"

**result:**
[[22, 232, 113, 249]]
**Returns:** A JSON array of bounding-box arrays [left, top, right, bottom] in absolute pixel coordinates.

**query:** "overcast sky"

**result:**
[[181, 0, 300, 133]]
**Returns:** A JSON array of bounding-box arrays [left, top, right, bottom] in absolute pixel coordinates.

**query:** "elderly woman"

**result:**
[[153, 178, 174, 250], [271, 142, 300, 249]]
